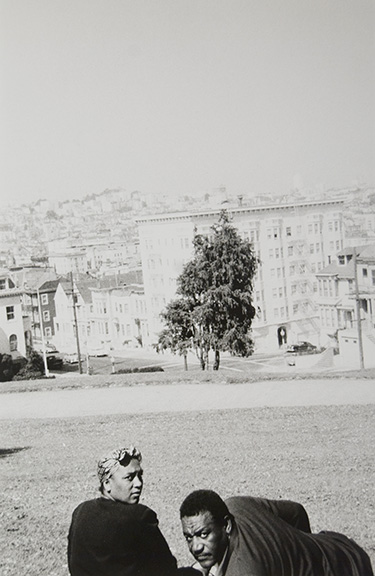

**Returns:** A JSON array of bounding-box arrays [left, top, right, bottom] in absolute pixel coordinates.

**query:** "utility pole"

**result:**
[[353, 249, 365, 369], [37, 287, 50, 377], [70, 272, 83, 374]]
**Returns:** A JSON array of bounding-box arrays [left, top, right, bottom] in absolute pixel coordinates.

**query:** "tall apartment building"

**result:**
[[137, 199, 345, 352]]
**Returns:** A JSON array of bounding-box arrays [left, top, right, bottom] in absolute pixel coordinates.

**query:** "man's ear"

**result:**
[[224, 515, 232, 535], [103, 478, 111, 493]]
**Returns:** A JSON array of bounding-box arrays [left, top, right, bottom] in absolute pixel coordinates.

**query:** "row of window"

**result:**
[[272, 303, 310, 317], [144, 237, 191, 250], [318, 279, 339, 298], [362, 268, 375, 285], [320, 307, 337, 327]]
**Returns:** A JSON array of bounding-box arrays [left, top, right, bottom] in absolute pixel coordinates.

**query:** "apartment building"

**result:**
[[136, 199, 345, 351]]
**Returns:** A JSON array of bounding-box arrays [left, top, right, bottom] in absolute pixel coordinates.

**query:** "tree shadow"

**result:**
[[0, 447, 31, 459]]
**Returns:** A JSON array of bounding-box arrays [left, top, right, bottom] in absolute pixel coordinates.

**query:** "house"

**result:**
[[316, 244, 375, 367], [53, 277, 93, 353], [52, 270, 147, 353], [0, 269, 29, 358]]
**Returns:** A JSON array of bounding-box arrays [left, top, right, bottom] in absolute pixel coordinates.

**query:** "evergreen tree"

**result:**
[[157, 210, 258, 370]]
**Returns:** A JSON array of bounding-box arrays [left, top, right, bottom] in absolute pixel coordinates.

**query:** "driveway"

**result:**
[[1, 379, 374, 419]]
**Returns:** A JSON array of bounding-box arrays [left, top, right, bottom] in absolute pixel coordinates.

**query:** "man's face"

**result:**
[[104, 458, 143, 504], [181, 511, 229, 571]]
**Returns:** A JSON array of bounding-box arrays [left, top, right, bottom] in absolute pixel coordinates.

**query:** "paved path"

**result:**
[[0, 379, 374, 419]]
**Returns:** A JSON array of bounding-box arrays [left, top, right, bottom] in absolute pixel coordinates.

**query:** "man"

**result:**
[[180, 489, 373, 576], [68, 446, 178, 576]]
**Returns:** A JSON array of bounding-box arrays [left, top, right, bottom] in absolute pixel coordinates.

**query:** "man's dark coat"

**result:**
[[223, 497, 373, 576]]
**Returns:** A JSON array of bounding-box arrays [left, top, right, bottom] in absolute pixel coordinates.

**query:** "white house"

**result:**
[[0, 270, 28, 358], [316, 244, 375, 367]]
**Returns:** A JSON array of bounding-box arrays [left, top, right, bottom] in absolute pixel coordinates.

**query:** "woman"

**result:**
[[68, 445, 179, 576]]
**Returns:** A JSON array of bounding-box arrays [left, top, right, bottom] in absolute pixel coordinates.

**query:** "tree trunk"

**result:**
[[199, 347, 207, 370], [183, 352, 188, 371], [213, 349, 220, 370]]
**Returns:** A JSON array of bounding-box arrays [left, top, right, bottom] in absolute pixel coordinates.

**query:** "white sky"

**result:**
[[1, 0, 374, 206]]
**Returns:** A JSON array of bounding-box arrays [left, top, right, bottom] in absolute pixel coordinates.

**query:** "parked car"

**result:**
[[46, 352, 63, 370], [64, 352, 83, 364], [286, 341, 318, 354], [88, 346, 107, 357]]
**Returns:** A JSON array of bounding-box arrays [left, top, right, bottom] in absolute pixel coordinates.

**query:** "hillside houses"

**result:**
[[316, 244, 375, 366]]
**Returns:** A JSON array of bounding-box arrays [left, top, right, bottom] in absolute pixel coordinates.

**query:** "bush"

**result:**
[[0, 353, 14, 382], [12, 350, 44, 381], [116, 366, 164, 374]]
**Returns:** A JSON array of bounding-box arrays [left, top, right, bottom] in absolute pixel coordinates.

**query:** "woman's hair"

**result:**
[[97, 446, 142, 492], [180, 489, 230, 524]]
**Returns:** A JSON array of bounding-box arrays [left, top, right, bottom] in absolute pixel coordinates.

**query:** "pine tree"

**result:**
[[157, 210, 258, 370]]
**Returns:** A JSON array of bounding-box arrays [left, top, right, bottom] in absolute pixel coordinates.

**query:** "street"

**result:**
[[1, 378, 374, 420]]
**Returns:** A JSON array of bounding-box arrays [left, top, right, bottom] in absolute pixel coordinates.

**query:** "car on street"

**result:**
[[64, 352, 84, 364], [88, 346, 108, 357], [286, 341, 318, 354], [46, 352, 63, 370]]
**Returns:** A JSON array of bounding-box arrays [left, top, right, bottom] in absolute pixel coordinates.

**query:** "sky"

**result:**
[[1, 0, 374, 206]]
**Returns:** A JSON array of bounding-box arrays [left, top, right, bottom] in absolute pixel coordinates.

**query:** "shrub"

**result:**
[[0, 353, 14, 382], [116, 366, 164, 374], [12, 350, 44, 381]]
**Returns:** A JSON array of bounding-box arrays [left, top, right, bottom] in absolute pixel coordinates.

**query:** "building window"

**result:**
[[9, 334, 17, 351], [6, 306, 14, 320], [43, 310, 50, 322], [286, 227, 291, 237], [0, 279, 6, 290], [41, 294, 48, 305], [45, 327, 52, 338], [372, 270, 375, 286], [362, 268, 368, 277]]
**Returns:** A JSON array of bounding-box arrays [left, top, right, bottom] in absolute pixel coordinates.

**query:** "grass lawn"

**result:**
[[0, 397, 374, 575]]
